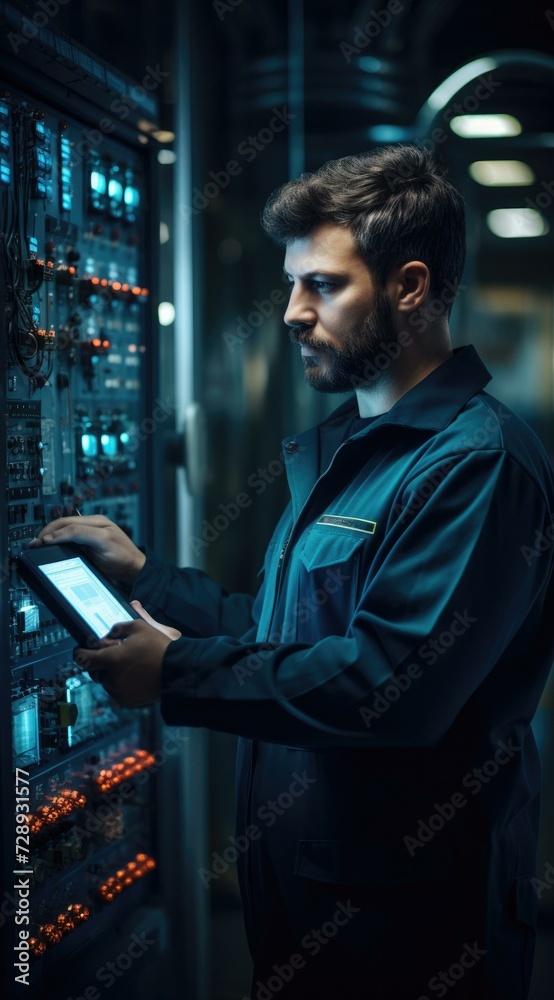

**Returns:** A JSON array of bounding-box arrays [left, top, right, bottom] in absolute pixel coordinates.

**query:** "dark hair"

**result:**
[[261, 144, 466, 316]]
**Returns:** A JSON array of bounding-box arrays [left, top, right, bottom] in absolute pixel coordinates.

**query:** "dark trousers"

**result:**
[[241, 863, 536, 1000]]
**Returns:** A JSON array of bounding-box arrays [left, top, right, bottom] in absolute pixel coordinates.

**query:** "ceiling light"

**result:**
[[469, 160, 535, 186], [450, 114, 522, 138], [137, 118, 157, 134], [158, 149, 176, 165], [486, 208, 549, 238], [151, 130, 175, 143], [158, 301, 175, 326], [368, 124, 413, 142]]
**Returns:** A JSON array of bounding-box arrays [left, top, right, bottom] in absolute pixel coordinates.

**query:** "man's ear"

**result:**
[[386, 261, 430, 313]]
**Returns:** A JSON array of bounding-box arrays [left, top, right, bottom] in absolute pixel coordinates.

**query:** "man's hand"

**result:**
[[130, 599, 182, 640], [30, 515, 146, 587], [74, 611, 181, 708]]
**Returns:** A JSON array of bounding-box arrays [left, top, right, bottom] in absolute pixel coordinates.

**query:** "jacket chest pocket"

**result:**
[[296, 526, 367, 639]]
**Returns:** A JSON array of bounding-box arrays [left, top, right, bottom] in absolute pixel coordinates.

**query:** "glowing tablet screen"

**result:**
[[39, 556, 133, 639]]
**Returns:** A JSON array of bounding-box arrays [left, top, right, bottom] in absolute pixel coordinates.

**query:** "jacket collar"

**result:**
[[282, 345, 494, 523], [318, 344, 493, 435]]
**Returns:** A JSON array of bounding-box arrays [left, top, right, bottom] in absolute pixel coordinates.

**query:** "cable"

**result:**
[[2, 104, 50, 383]]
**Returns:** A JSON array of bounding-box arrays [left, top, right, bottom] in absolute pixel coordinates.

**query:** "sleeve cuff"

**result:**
[[130, 547, 170, 611], [159, 636, 202, 725]]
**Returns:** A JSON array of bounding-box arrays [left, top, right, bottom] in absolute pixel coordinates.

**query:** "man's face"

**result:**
[[283, 221, 397, 393]]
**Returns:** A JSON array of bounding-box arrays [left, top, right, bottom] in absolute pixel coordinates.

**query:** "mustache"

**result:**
[[288, 326, 330, 350]]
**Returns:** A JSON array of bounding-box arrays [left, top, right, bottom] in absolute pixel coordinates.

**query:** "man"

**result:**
[[33, 145, 554, 999]]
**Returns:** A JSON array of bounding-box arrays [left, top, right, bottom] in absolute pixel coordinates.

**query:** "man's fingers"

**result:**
[[76, 622, 150, 673], [31, 514, 110, 542], [74, 641, 123, 671], [30, 520, 112, 550], [105, 619, 147, 641]]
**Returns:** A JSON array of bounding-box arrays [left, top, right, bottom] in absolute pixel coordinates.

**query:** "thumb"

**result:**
[[131, 599, 158, 627], [130, 600, 181, 641]]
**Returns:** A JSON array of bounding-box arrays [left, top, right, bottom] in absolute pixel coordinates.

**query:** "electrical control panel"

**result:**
[[0, 22, 168, 999]]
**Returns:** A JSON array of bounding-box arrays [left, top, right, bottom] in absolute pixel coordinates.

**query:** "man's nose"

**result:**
[[284, 284, 317, 328]]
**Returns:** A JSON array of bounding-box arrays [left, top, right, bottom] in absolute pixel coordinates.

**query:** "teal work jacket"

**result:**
[[132, 344, 554, 996]]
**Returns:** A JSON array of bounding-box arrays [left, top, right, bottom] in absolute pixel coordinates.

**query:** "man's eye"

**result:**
[[283, 278, 335, 292]]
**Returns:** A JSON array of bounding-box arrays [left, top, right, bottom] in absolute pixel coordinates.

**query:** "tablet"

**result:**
[[18, 543, 140, 648]]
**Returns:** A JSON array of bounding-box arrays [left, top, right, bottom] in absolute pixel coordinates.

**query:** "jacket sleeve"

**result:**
[[130, 549, 259, 641], [157, 449, 554, 748]]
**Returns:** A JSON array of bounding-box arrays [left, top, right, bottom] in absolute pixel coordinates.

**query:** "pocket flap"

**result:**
[[300, 527, 367, 572]]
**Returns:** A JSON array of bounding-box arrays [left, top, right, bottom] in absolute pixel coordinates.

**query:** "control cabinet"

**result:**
[[0, 11, 170, 998]]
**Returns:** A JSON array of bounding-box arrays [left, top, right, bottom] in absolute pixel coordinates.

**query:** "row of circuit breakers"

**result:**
[[1, 80, 163, 996]]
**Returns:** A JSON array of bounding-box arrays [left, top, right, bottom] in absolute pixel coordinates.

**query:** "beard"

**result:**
[[288, 286, 399, 393]]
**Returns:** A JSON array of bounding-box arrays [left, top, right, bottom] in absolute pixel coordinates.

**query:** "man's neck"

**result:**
[[355, 348, 454, 417]]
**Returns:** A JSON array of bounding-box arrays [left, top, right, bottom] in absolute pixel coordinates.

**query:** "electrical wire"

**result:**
[[2, 106, 49, 381]]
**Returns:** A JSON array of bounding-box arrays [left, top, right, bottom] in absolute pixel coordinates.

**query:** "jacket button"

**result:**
[[285, 441, 299, 453]]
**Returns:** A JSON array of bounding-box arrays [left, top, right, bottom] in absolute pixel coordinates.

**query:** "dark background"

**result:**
[[28, 1, 554, 996]]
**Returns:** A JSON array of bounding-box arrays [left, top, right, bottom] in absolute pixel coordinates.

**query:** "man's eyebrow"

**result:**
[[282, 268, 346, 280]]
